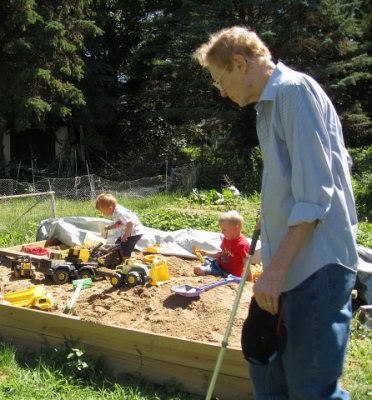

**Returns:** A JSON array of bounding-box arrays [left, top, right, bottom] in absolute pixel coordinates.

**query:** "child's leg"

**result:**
[[119, 235, 142, 259], [194, 259, 227, 277]]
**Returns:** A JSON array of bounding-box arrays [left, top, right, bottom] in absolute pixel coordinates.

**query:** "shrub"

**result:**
[[350, 145, 372, 221]]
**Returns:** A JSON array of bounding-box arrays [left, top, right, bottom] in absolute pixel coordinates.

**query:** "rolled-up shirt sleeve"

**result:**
[[279, 84, 334, 226]]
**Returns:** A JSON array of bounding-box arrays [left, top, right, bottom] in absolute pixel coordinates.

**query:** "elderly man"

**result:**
[[194, 26, 358, 400]]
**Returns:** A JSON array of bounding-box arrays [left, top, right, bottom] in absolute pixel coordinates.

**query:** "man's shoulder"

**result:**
[[275, 63, 322, 95], [260, 62, 306, 101]]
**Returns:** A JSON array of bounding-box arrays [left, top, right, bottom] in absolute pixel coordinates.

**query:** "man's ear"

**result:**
[[233, 54, 247, 72]]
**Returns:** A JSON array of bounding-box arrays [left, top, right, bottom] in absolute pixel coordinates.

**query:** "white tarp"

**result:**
[[36, 216, 262, 262], [356, 245, 372, 304]]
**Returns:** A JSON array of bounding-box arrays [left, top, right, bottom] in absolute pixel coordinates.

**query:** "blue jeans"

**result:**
[[202, 258, 228, 277], [249, 264, 356, 400]]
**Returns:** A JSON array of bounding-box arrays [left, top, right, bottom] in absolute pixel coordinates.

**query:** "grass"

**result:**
[[0, 192, 371, 398], [0, 339, 195, 399], [342, 313, 372, 399], [0, 191, 370, 248]]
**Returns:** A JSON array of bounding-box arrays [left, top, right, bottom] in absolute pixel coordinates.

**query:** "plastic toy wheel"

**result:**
[[110, 273, 124, 287], [126, 271, 141, 287], [53, 268, 69, 285], [78, 269, 93, 280]]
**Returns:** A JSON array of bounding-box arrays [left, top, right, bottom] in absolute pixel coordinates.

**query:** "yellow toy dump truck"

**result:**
[[3, 284, 54, 311]]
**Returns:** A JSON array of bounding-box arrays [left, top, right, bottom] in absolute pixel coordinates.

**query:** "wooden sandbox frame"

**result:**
[[0, 242, 253, 399]]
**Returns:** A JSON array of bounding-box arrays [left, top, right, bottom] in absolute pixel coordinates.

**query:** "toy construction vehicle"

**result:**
[[12, 256, 36, 279], [3, 284, 54, 311], [38, 243, 123, 285], [110, 259, 151, 287], [49, 248, 70, 260], [38, 257, 97, 285], [64, 247, 93, 264], [49, 244, 113, 263], [90, 243, 122, 267], [110, 257, 170, 288], [65, 244, 124, 267]]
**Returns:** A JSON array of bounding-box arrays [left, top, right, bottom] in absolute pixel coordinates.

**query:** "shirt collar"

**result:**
[[258, 62, 288, 102]]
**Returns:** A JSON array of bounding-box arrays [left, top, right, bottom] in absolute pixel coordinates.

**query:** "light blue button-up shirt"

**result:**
[[256, 62, 358, 291]]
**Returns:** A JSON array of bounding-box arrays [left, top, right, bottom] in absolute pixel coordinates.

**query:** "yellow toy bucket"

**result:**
[[149, 259, 170, 286], [144, 254, 164, 263]]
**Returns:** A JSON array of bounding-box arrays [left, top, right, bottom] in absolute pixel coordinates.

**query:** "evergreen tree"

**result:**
[[266, 0, 371, 147], [0, 0, 102, 177], [115, 0, 370, 188]]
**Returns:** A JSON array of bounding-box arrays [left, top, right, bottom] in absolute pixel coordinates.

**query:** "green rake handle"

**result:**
[[205, 216, 261, 400]]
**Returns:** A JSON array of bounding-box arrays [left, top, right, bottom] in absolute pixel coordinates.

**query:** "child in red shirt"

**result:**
[[194, 210, 250, 278]]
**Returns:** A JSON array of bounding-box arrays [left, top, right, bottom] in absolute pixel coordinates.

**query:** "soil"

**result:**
[[0, 251, 253, 348]]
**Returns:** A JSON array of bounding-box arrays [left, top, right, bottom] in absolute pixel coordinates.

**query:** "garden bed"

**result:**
[[0, 241, 254, 399]]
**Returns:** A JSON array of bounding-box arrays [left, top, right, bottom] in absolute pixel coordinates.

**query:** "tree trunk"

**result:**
[[0, 118, 6, 178]]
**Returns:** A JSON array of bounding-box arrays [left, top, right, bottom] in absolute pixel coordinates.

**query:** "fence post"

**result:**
[[165, 159, 168, 193], [49, 191, 57, 218], [86, 163, 96, 201]]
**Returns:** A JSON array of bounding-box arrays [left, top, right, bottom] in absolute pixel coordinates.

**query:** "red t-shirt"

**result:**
[[217, 235, 250, 276]]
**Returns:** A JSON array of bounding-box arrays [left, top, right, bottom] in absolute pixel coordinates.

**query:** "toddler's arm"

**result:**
[[199, 249, 222, 258], [105, 220, 123, 230]]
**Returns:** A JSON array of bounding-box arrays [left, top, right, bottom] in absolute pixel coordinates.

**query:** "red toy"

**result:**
[[21, 244, 50, 257]]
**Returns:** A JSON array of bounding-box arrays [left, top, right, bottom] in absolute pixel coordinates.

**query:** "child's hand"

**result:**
[[199, 249, 207, 256], [104, 225, 110, 231]]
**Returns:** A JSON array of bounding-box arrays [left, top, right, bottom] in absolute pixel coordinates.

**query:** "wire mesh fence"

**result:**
[[0, 165, 196, 244], [0, 165, 196, 200]]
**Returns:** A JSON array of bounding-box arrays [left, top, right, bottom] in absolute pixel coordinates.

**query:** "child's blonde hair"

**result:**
[[96, 193, 117, 209], [219, 210, 244, 229]]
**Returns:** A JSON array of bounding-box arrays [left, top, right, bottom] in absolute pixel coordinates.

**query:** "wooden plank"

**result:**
[[0, 191, 54, 200], [0, 304, 247, 377], [0, 304, 252, 399], [2, 240, 47, 250], [0, 240, 54, 263]]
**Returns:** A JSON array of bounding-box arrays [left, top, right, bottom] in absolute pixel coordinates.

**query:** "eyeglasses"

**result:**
[[212, 65, 227, 91]]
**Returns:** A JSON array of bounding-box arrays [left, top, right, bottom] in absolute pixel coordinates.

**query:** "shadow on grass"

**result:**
[[0, 337, 201, 400]]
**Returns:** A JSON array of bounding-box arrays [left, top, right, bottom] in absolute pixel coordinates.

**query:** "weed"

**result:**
[[357, 221, 372, 248]]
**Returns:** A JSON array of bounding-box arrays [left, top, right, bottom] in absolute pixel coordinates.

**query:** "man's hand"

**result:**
[[253, 265, 286, 315], [253, 221, 316, 315]]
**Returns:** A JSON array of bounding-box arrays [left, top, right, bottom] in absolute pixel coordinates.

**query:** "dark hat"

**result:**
[[241, 295, 286, 365]]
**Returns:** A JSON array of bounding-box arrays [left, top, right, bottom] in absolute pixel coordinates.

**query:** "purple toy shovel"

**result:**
[[171, 275, 241, 298]]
